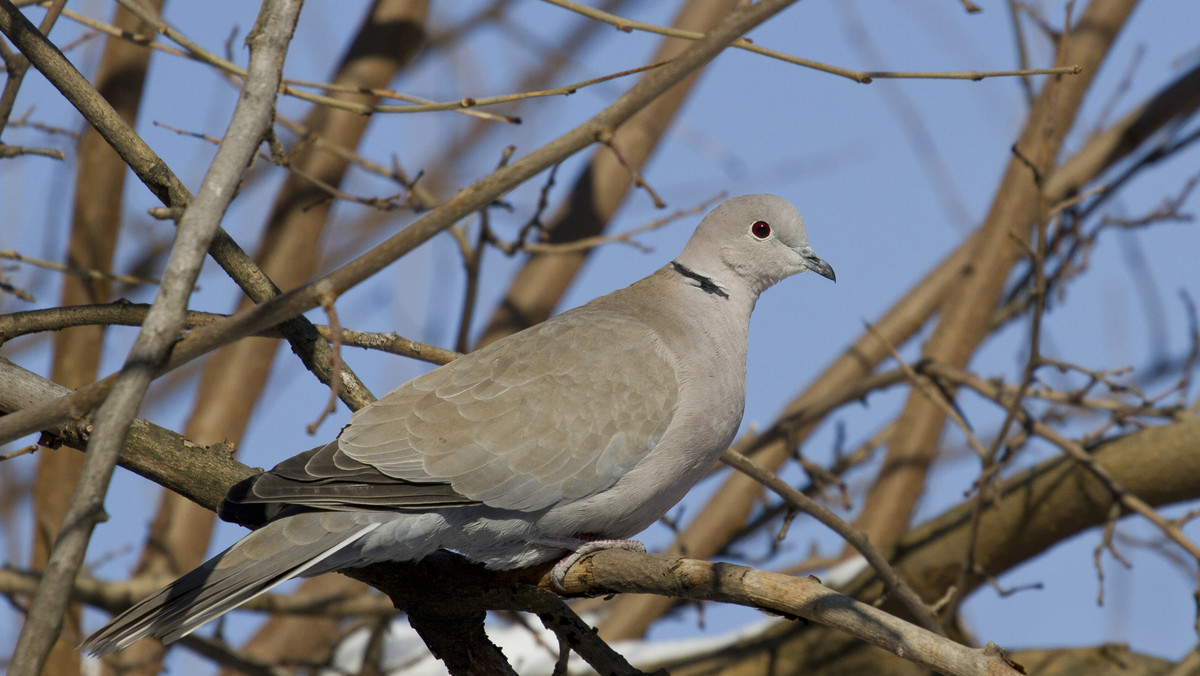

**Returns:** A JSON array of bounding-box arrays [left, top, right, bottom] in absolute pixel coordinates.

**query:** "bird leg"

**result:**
[[547, 538, 646, 592]]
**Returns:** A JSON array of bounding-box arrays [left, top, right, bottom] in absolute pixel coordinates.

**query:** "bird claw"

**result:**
[[550, 539, 646, 592]]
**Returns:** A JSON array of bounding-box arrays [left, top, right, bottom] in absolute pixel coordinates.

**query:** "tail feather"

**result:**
[[81, 514, 380, 656]]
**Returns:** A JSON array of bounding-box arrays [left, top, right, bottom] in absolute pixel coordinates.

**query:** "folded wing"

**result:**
[[222, 308, 679, 519]]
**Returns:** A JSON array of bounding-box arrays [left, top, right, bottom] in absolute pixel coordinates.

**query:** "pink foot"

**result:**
[[551, 539, 645, 592]]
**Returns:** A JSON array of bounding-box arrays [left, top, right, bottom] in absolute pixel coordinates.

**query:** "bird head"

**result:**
[[675, 194, 835, 297]]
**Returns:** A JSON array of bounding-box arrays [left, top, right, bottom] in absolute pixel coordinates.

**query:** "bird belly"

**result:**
[[534, 403, 741, 542], [344, 508, 575, 571]]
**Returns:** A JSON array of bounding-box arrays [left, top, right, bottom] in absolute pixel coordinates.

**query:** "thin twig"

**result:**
[[455, 213, 487, 354], [0, 302, 463, 366], [0, 272, 36, 301], [0, 249, 161, 286], [0, 444, 37, 461], [1092, 502, 1131, 606], [49, 1, 672, 120], [153, 120, 418, 212], [721, 448, 946, 637], [929, 361, 1200, 565], [595, 127, 665, 208], [865, 322, 990, 459], [542, 0, 1079, 84], [522, 588, 652, 676], [0, 143, 64, 159], [307, 283, 345, 435], [104, 0, 499, 122], [518, 194, 722, 255]]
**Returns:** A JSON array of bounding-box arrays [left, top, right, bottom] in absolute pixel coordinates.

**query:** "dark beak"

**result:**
[[797, 246, 835, 282]]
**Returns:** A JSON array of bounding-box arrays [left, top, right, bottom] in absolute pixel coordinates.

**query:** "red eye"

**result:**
[[751, 220, 771, 239]]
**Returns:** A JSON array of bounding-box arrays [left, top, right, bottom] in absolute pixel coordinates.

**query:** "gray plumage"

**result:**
[[81, 194, 834, 656]]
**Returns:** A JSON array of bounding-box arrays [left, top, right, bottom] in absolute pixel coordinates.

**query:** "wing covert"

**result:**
[[338, 307, 679, 511]]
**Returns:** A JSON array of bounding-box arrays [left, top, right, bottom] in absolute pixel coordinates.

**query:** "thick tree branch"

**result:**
[[848, 418, 1200, 608], [347, 551, 1018, 676]]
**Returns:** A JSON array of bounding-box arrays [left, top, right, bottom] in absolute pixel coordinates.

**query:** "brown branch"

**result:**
[[404, 580, 517, 676], [0, 143, 63, 158], [174, 635, 287, 676], [556, 554, 1012, 676], [0, 302, 462, 366], [545, 0, 1077, 84], [0, 444, 37, 461], [339, 547, 1015, 676], [721, 448, 945, 637], [525, 590, 654, 676], [0, 249, 161, 286]]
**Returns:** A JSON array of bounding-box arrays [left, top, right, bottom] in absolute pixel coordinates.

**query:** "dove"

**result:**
[[81, 194, 834, 655]]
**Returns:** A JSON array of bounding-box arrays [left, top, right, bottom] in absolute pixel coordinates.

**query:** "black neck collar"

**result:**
[[670, 262, 729, 299]]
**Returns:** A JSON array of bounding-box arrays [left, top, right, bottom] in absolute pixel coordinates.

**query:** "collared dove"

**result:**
[[82, 194, 834, 655]]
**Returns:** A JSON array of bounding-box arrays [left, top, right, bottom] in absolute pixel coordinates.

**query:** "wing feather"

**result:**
[[222, 306, 679, 518]]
